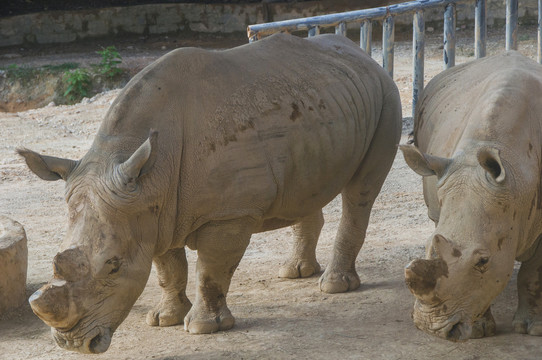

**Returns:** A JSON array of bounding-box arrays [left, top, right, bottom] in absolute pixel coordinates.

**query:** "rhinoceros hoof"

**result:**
[[470, 314, 496, 338], [184, 307, 235, 334], [513, 316, 542, 336], [318, 269, 360, 293], [278, 258, 321, 279], [146, 296, 192, 327]]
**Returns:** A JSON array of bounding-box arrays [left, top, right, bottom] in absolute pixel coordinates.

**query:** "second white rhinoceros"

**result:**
[[400, 51, 542, 341], [19, 33, 401, 353]]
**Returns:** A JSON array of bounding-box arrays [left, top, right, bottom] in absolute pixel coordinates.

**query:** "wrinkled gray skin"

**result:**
[[19, 33, 401, 353], [400, 51, 542, 341]]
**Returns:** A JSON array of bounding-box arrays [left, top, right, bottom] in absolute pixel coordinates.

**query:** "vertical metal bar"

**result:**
[[335, 22, 347, 36], [444, 3, 456, 69], [383, 16, 395, 78], [413, 10, 425, 118], [506, 0, 519, 50], [475, 0, 487, 58], [539, 0, 542, 63], [308, 26, 320, 38], [360, 20, 372, 56]]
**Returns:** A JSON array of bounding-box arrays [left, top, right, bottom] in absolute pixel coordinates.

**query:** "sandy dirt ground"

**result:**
[[1, 26, 542, 359]]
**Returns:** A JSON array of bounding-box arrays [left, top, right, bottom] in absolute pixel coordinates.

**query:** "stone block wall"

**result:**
[[0, 0, 538, 47]]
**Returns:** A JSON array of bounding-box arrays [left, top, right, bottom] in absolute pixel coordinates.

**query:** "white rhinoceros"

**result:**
[[19, 33, 401, 353], [400, 51, 542, 341]]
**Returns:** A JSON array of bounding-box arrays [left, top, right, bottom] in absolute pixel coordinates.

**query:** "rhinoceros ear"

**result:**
[[477, 147, 506, 184], [17, 148, 77, 181], [399, 144, 451, 178], [118, 130, 158, 181]]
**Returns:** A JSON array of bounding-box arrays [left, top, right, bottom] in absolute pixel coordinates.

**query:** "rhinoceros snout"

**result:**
[[411, 305, 473, 342], [89, 328, 112, 353], [52, 327, 112, 354], [442, 318, 472, 342]]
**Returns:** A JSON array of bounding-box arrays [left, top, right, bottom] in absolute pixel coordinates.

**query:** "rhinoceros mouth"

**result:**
[[52, 325, 112, 354], [440, 319, 472, 341], [413, 306, 472, 341]]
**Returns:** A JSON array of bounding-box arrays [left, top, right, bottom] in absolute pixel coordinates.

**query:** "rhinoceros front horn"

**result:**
[[29, 279, 77, 329], [405, 258, 448, 300], [29, 247, 88, 329]]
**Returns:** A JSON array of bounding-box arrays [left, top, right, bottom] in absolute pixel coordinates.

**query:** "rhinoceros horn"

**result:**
[[29, 278, 76, 329], [29, 247, 88, 329], [53, 247, 90, 282], [405, 258, 448, 300]]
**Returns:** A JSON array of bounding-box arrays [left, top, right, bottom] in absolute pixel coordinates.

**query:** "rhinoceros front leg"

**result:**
[[278, 210, 323, 279], [146, 247, 192, 327], [184, 217, 254, 334], [470, 307, 497, 338], [513, 240, 542, 336]]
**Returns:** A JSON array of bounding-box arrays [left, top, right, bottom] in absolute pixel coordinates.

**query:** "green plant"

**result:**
[[63, 68, 91, 103], [2, 64, 41, 84], [95, 46, 123, 79]]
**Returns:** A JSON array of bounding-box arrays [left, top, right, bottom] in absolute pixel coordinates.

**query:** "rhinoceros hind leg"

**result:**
[[513, 243, 542, 336], [319, 99, 400, 294], [184, 217, 253, 334], [278, 210, 323, 279], [184, 305, 235, 334], [147, 247, 192, 327], [470, 307, 496, 338]]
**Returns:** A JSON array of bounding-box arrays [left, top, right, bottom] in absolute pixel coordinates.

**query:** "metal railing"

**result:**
[[247, 0, 539, 117]]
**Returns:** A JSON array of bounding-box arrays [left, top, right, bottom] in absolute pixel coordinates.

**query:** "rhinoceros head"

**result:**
[[400, 144, 528, 341], [19, 132, 160, 353]]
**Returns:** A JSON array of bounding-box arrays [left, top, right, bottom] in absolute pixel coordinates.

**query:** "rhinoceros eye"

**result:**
[[105, 256, 122, 275], [474, 256, 490, 273]]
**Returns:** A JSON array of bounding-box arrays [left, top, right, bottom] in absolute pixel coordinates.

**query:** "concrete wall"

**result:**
[[0, 0, 538, 47]]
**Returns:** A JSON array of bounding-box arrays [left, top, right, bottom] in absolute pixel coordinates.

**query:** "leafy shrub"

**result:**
[[94, 46, 123, 79], [63, 68, 91, 103]]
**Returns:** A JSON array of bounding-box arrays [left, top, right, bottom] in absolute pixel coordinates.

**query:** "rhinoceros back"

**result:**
[[95, 33, 399, 223]]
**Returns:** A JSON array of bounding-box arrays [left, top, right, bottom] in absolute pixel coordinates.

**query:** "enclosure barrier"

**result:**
[[247, 0, 539, 117]]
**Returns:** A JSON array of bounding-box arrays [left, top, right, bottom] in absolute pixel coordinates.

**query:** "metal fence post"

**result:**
[[506, 0, 518, 50], [360, 20, 372, 56], [444, 3, 456, 68], [475, 0, 487, 58], [308, 26, 320, 37], [413, 10, 425, 118], [539, 0, 542, 63], [247, 0, 521, 117], [383, 16, 395, 78], [336, 22, 347, 36]]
